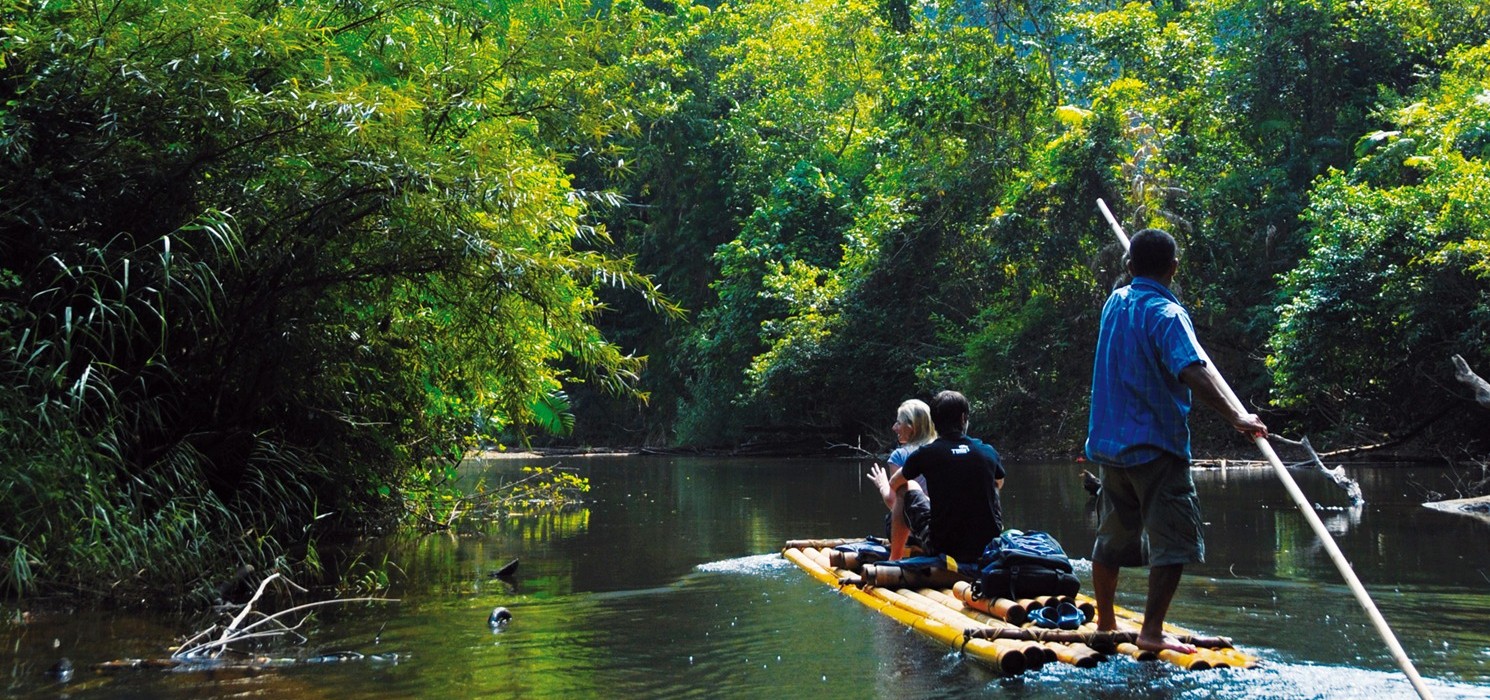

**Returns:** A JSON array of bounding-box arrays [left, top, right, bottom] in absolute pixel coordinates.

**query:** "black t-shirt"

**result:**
[[901, 435, 1006, 563]]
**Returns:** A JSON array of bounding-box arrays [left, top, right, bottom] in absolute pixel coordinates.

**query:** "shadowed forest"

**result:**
[[3, 0, 1489, 600]]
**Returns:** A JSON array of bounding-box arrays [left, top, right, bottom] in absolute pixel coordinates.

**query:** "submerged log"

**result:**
[[1423, 494, 1490, 523]]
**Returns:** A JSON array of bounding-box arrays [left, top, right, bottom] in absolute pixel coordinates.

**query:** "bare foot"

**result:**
[[1135, 633, 1197, 655]]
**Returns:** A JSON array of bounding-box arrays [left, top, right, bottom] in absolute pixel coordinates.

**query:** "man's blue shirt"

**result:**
[[1085, 277, 1209, 466]]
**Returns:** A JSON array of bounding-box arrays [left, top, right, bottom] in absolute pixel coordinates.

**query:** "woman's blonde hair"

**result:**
[[897, 399, 937, 447]]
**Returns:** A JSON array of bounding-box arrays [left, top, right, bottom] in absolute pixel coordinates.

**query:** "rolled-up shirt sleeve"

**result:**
[[1155, 305, 1208, 380]]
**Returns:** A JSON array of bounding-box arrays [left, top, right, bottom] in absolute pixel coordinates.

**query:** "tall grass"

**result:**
[[0, 213, 314, 603]]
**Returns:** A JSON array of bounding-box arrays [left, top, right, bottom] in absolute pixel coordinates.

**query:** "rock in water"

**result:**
[[45, 657, 73, 683]]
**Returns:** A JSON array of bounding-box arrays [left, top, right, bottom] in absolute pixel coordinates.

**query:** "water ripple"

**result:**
[[695, 553, 794, 575]]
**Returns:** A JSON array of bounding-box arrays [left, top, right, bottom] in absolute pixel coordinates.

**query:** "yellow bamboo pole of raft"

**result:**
[[889, 588, 1048, 670], [915, 588, 1102, 669], [1097, 198, 1433, 699], [1077, 593, 1257, 669], [801, 548, 1033, 676], [781, 548, 1027, 676]]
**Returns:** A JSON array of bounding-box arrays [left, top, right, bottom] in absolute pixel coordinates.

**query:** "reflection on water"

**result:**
[[3, 456, 1490, 699], [1320, 505, 1365, 535]]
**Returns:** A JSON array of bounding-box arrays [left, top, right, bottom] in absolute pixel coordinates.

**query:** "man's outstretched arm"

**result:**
[[1180, 362, 1269, 436]]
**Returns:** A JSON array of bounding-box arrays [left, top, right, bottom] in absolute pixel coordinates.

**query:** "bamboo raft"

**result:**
[[783, 538, 1257, 677]]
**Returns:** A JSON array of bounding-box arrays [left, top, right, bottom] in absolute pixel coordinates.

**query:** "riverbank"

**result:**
[[469, 442, 1472, 465], [469, 447, 643, 460]]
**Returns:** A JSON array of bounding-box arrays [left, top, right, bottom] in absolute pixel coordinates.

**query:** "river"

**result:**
[[4, 455, 1489, 698]]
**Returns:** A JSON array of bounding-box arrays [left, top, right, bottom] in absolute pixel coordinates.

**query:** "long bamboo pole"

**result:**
[[1096, 198, 1433, 700]]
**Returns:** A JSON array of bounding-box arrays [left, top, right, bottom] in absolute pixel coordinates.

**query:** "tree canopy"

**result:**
[[4, 0, 1489, 599], [0, 0, 675, 598]]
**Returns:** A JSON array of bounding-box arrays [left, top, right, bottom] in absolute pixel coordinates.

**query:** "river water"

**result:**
[[4, 455, 1490, 699]]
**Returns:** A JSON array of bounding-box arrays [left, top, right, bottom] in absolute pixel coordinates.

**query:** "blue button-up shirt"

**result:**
[[1085, 277, 1209, 466]]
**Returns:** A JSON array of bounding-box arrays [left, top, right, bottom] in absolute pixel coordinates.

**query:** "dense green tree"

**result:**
[[574, 0, 1489, 453], [0, 0, 673, 598], [1270, 42, 1490, 446]]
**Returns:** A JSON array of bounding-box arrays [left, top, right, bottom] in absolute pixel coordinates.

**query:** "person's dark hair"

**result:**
[[929, 390, 970, 437], [1126, 228, 1178, 278]]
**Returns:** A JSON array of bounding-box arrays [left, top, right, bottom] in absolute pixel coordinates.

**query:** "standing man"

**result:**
[[881, 390, 1005, 566], [1086, 228, 1267, 654]]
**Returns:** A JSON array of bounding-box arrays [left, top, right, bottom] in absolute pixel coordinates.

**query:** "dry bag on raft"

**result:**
[[831, 539, 890, 564], [971, 529, 1080, 600]]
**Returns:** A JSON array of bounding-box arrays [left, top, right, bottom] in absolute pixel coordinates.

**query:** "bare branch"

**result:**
[[1270, 435, 1364, 505], [1452, 354, 1490, 408]]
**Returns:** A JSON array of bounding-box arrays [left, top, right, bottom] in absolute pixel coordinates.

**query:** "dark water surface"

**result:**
[[5, 456, 1490, 699]]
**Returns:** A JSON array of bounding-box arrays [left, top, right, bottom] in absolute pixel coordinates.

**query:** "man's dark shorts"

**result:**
[[1092, 452, 1204, 568]]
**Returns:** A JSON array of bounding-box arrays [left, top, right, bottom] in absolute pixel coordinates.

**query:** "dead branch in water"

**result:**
[[94, 573, 397, 673], [825, 440, 878, 459], [1452, 354, 1490, 409], [1269, 435, 1365, 505], [174, 573, 397, 660]]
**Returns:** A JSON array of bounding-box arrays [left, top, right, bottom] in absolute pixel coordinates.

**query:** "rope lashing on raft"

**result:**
[[960, 627, 1234, 649]]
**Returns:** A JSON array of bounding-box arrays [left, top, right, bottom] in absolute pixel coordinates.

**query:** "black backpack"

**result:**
[[971, 529, 1080, 600]]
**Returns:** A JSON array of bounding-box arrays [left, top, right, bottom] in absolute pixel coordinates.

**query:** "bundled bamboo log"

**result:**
[[784, 538, 881, 550], [961, 627, 1234, 650], [1117, 642, 1159, 662], [784, 539, 1258, 676], [916, 588, 1101, 669], [853, 561, 969, 589], [789, 547, 1030, 676], [882, 589, 1041, 672], [951, 581, 1028, 624], [893, 588, 1048, 671], [826, 548, 881, 570]]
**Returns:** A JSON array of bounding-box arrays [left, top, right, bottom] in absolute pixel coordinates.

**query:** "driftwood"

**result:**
[[1452, 354, 1490, 409], [94, 573, 397, 674], [825, 440, 878, 459], [1268, 435, 1365, 505], [1424, 495, 1490, 525]]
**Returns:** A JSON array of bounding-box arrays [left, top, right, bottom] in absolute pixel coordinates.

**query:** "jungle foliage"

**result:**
[[0, 0, 674, 600], [574, 0, 1490, 454], [4, 0, 1490, 599]]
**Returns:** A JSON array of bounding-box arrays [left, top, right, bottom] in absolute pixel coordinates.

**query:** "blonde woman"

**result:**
[[867, 399, 936, 560]]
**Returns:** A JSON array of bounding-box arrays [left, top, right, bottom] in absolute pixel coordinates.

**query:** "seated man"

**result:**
[[883, 390, 1006, 566]]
